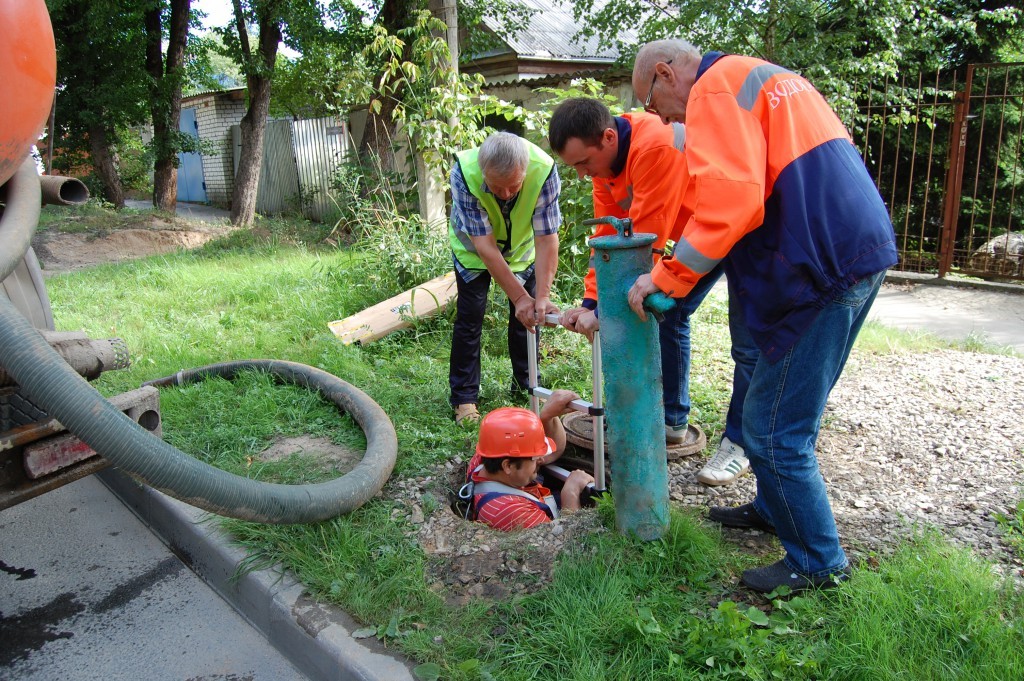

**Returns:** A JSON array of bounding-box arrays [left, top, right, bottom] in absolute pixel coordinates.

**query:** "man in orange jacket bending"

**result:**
[[547, 97, 758, 484], [629, 39, 898, 593]]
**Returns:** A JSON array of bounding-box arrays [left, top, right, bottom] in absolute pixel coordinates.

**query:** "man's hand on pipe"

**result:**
[[627, 273, 660, 322]]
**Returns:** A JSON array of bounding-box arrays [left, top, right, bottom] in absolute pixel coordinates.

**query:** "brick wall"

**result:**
[[188, 91, 247, 208]]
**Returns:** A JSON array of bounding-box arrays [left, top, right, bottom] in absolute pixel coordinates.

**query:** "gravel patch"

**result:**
[[391, 348, 1024, 600], [669, 349, 1024, 576]]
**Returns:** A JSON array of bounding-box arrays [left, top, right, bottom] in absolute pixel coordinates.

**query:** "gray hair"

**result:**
[[478, 132, 528, 178], [634, 39, 702, 80]]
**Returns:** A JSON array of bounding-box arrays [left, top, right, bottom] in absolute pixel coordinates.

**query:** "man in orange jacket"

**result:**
[[630, 39, 898, 593], [547, 98, 758, 481]]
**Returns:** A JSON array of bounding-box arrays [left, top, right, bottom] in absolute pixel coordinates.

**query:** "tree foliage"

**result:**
[[47, 0, 152, 206], [47, 0, 218, 208], [186, 33, 245, 92], [572, 0, 1020, 115]]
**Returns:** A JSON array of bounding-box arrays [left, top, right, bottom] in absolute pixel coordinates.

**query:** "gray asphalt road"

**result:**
[[0, 475, 307, 681], [868, 279, 1024, 353], [124, 199, 231, 222]]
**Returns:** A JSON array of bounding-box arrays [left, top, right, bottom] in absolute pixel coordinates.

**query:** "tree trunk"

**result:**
[[87, 123, 125, 208], [230, 3, 282, 226], [231, 75, 274, 226], [357, 0, 417, 169], [146, 0, 191, 213]]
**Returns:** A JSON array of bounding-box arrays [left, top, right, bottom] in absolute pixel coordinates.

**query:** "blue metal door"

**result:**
[[177, 108, 206, 203]]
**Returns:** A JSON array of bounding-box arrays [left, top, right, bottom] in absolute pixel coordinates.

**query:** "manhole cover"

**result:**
[[562, 412, 706, 461]]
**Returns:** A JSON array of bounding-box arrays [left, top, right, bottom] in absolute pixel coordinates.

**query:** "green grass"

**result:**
[[856, 320, 1020, 357], [38, 209, 1024, 680], [822, 533, 1024, 680], [996, 500, 1024, 557]]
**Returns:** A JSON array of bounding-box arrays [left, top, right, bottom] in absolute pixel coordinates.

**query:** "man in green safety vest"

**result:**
[[448, 132, 562, 425]]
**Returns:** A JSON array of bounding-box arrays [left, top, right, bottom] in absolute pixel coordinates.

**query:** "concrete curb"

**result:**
[[884, 270, 1024, 295], [97, 468, 418, 681]]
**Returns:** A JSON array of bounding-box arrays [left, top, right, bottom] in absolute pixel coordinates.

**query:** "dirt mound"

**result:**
[[31, 220, 236, 275]]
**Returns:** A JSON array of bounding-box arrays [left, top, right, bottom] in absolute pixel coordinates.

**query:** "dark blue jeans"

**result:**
[[725, 275, 760, 448], [660, 265, 758, 436], [747, 271, 885, 577], [449, 265, 536, 406]]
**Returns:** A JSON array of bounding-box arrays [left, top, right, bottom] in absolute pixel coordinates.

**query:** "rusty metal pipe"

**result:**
[[0, 418, 64, 452], [39, 175, 89, 206]]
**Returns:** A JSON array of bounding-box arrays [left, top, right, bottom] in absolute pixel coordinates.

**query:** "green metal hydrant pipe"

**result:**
[[589, 217, 675, 540]]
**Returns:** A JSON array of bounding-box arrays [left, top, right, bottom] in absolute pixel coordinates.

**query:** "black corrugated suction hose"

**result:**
[[0, 157, 397, 523]]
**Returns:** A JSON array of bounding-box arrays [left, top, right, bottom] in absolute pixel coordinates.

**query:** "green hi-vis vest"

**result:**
[[449, 141, 555, 273]]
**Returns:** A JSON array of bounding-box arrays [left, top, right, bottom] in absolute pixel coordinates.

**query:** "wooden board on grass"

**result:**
[[328, 272, 458, 345]]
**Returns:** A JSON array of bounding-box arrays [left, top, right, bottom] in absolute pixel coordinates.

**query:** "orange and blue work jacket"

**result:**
[[651, 53, 898, 362], [582, 112, 690, 308]]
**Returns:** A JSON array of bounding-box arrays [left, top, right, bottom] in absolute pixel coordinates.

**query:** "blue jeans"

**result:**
[[659, 266, 720, 427], [661, 266, 758, 438], [746, 271, 885, 577], [725, 276, 759, 448]]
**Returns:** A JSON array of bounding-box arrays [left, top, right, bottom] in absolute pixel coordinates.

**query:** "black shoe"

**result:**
[[708, 502, 776, 534], [742, 559, 851, 594]]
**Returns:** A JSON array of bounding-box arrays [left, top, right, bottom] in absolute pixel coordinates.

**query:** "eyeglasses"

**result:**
[[643, 59, 673, 114]]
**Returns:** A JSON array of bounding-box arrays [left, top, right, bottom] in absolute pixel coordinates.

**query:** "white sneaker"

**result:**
[[696, 436, 750, 486]]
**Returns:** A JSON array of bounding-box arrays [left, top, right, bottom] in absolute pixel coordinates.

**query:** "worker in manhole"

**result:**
[[459, 390, 595, 531], [447, 132, 562, 427], [547, 97, 757, 484]]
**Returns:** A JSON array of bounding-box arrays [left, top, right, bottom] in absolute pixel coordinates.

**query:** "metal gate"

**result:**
[[856, 62, 1024, 281]]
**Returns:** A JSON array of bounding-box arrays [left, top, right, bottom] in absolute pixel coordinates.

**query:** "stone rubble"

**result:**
[[389, 348, 1024, 601]]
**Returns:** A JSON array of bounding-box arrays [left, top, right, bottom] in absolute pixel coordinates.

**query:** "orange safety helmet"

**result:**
[[0, 0, 56, 186], [476, 407, 555, 459]]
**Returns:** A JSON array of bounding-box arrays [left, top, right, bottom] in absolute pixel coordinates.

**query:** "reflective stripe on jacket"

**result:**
[[652, 53, 897, 362], [449, 142, 555, 273], [583, 113, 690, 303]]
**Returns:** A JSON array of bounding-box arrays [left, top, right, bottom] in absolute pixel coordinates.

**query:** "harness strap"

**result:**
[[463, 479, 558, 520]]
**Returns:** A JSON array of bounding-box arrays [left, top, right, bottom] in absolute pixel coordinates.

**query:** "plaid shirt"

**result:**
[[450, 163, 561, 281]]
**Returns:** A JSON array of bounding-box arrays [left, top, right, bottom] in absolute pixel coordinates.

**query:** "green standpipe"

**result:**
[[589, 217, 676, 540]]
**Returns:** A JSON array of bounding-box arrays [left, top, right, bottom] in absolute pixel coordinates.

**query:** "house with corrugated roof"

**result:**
[[464, 0, 639, 116], [179, 0, 638, 220], [465, 0, 634, 81]]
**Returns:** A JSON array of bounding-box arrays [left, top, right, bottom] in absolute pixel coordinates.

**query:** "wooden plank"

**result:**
[[328, 272, 458, 345]]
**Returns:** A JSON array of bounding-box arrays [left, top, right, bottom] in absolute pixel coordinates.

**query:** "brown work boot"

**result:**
[[454, 403, 480, 426]]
